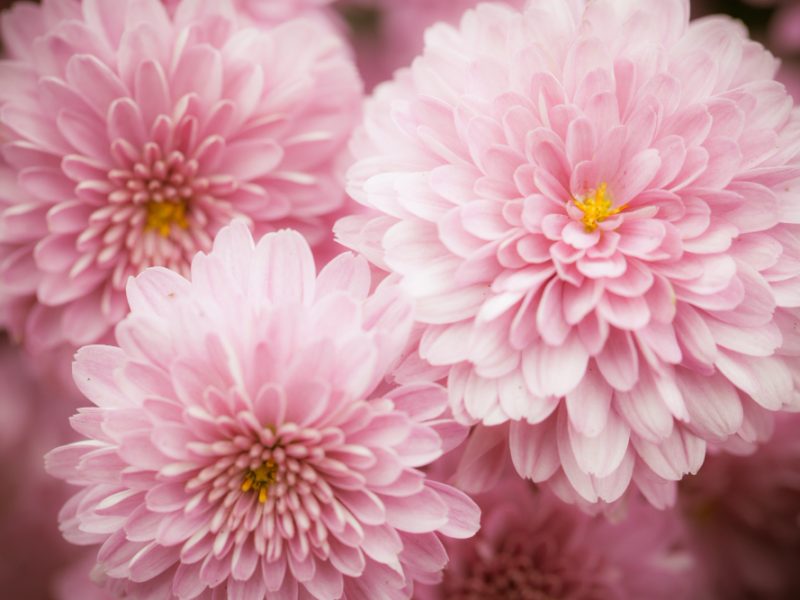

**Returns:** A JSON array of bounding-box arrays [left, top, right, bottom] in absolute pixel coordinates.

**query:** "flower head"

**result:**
[[338, 0, 800, 505], [46, 221, 478, 599], [415, 477, 695, 600], [0, 0, 362, 352]]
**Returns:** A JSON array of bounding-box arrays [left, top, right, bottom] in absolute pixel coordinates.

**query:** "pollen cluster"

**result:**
[[573, 183, 626, 232]]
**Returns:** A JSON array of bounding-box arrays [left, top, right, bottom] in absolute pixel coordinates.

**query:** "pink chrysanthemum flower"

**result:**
[[680, 413, 800, 599], [415, 477, 694, 600], [45, 221, 478, 599], [337, 0, 800, 504], [0, 0, 361, 352], [338, 0, 800, 505]]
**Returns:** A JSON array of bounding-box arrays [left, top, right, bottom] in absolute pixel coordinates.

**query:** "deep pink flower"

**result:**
[[46, 221, 478, 599], [0, 0, 362, 353], [415, 477, 695, 599], [680, 413, 800, 599], [338, 0, 800, 506]]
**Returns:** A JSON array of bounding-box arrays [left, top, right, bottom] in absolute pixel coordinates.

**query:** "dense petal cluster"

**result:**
[[0, 0, 362, 352], [46, 222, 478, 599], [338, 0, 800, 505], [680, 414, 800, 599], [415, 477, 694, 600]]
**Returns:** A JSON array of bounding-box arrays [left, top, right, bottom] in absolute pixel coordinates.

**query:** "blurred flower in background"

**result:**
[[681, 413, 800, 599], [334, 0, 527, 90], [415, 476, 695, 600], [0, 336, 83, 599]]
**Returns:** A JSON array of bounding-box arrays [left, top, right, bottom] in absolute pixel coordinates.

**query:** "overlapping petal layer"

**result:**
[[46, 222, 478, 599], [338, 0, 800, 505], [0, 0, 362, 351]]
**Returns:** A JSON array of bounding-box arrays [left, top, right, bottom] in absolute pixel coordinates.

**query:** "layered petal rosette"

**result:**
[[415, 477, 694, 600], [338, 0, 800, 505], [45, 222, 478, 600], [0, 0, 362, 352]]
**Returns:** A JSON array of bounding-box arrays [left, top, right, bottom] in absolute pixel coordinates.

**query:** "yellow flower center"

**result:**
[[241, 459, 279, 504], [573, 183, 626, 232], [145, 200, 189, 237]]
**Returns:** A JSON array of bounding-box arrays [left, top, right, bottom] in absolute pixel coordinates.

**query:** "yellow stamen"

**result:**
[[573, 183, 626, 232], [241, 459, 279, 504], [145, 200, 189, 237]]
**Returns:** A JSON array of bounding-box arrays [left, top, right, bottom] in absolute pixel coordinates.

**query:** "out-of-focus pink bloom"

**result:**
[[46, 221, 478, 599], [0, 0, 362, 353], [770, 3, 800, 102], [415, 477, 695, 599], [338, 0, 800, 507], [0, 338, 82, 599], [770, 2, 800, 56], [680, 413, 800, 599], [335, 0, 526, 90], [54, 553, 116, 600], [163, 0, 338, 28]]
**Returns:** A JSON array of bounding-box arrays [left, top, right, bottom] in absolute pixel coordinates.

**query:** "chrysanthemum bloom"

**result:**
[[414, 477, 695, 600], [45, 222, 478, 599], [0, 0, 362, 352], [338, 0, 800, 506], [680, 413, 800, 599]]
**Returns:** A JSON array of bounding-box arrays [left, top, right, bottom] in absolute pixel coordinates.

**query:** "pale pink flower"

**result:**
[[338, 0, 800, 506], [680, 413, 800, 599], [46, 221, 478, 599], [415, 477, 695, 600], [0, 0, 362, 353]]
